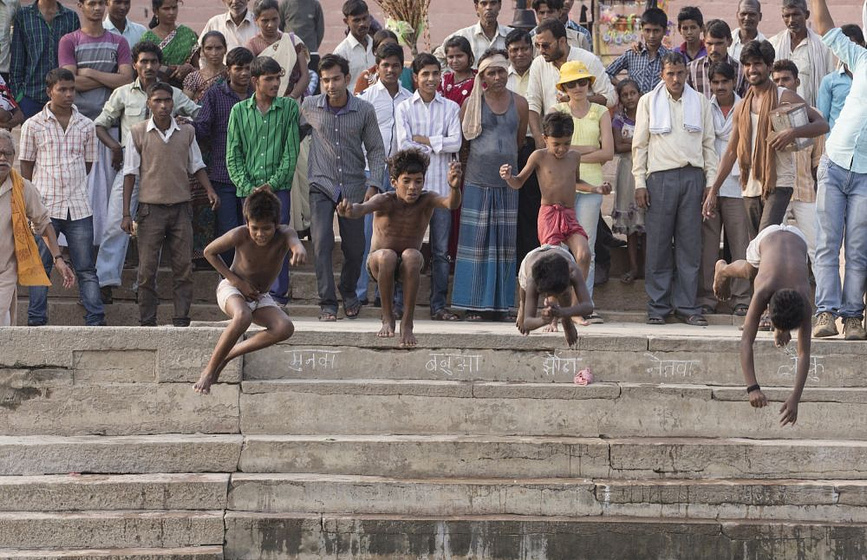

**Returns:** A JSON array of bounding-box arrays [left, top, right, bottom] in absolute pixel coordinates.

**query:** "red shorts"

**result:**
[[537, 204, 588, 246]]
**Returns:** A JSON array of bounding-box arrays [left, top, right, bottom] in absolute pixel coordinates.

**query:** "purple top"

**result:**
[[193, 81, 253, 184]]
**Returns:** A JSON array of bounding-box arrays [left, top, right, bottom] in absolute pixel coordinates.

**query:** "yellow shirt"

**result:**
[[632, 88, 718, 189], [554, 102, 607, 187]]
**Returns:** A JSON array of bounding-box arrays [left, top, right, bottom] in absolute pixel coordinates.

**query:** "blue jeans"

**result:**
[[814, 155, 867, 318], [574, 192, 603, 302], [212, 180, 243, 266], [29, 215, 106, 326], [429, 207, 451, 313], [96, 170, 138, 287]]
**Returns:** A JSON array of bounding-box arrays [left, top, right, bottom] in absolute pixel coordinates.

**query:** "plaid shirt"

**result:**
[[688, 55, 748, 99], [605, 45, 671, 94], [19, 105, 98, 220], [10, 2, 79, 103]]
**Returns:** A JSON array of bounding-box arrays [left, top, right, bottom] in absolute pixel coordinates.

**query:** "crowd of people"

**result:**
[[0, 0, 864, 355]]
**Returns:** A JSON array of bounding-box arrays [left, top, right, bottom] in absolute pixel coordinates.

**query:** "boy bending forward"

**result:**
[[713, 225, 812, 425], [337, 149, 462, 347], [194, 187, 307, 394]]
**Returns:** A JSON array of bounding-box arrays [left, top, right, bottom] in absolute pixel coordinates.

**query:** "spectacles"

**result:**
[[0, 149, 14, 159]]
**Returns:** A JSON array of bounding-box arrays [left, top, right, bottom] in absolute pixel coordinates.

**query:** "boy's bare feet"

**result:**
[[194, 366, 222, 395], [399, 319, 417, 348], [378, 317, 396, 338], [543, 318, 559, 332], [713, 259, 731, 301], [563, 317, 578, 347]]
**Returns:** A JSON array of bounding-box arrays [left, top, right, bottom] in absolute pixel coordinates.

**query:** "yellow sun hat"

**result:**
[[556, 61, 596, 91]]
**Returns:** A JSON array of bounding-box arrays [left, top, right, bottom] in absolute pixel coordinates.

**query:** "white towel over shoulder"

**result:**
[[649, 81, 703, 135]]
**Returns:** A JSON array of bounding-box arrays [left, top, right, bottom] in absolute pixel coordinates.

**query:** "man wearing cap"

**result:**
[[632, 52, 718, 327], [526, 19, 615, 148]]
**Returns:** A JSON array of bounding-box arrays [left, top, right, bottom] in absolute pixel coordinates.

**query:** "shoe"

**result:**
[[842, 317, 867, 340], [813, 312, 838, 338], [100, 286, 113, 305], [586, 312, 604, 324]]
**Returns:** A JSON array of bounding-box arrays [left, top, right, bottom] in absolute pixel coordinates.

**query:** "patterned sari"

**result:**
[[141, 25, 199, 89]]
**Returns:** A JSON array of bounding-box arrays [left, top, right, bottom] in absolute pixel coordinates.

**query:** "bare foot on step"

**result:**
[[378, 317, 396, 338]]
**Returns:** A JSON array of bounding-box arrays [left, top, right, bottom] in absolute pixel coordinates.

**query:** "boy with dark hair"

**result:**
[[195, 186, 306, 394], [501, 111, 597, 293], [605, 7, 671, 94], [226, 55, 300, 305], [673, 6, 706, 62], [336, 149, 463, 347], [688, 18, 748, 98], [333, 0, 373, 82], [531, 0, 591, 51], [713, 226, 812, 426], [121, 82, 219, 327]]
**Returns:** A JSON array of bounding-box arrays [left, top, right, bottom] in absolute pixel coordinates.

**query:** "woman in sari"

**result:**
[[141, 0, 199, 89], [246, 0, 309, 100], [183, 30, 227, 102]]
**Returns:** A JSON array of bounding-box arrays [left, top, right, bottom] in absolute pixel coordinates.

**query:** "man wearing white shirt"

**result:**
[[104, 0, 146, 47], [396, 53, 463, 321], [356, 42, 412, 305], [526, 19, 615, 147], [434, 0, 512, 68], [201, 0, 258, 52], [332, 0, 374, 85], [731, 0, 766, 61]]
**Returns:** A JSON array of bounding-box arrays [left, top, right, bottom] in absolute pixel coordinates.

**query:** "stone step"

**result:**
[[237, 435, 867, 481], [244, 325, 854, 387], [239, 379, 867, 440], [0, 435, 242, 476], [226, 473, 867, 523], [0, 547, 224, 559], [0, 511, 224, 549], [223, 512, 867, 560], [0, 474, 228, 512]]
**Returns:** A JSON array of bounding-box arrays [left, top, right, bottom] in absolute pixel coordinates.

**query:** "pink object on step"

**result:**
[[574, 367, 593, 386]]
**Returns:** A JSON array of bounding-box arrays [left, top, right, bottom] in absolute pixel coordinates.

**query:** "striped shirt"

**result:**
[[395, 91, 461, 197], [59, 29, 132, 120], [301, 92, 386, 203], [194, 82, 252, 185], [605, 45, 671, 95], [358, 80, 412, 160], [10, 2, 80, 103], [0, 0, 19, 73], [688, 55, 748, 100], [226, 94, 300, 196], [19, 105, 98, 220]]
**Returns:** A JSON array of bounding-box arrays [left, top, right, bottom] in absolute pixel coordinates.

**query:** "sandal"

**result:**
[[758, 313, 772, 331], [318, 311, 337, 322], [646, 315, 665, 325], [431, 309, 460, 321], [464, 313, 484, 322], [620, 270, 637, 284], [733, 304, 749, 317], [683, 314, 708, 327], [699, 305, 715, 315], [585, 312, 604, 324], [344, 301, 361, 320]]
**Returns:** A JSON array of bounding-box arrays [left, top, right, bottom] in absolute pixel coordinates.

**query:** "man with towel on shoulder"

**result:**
[[632, 51, 718, 327]]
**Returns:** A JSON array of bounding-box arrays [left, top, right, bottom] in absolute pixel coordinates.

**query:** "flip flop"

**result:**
[[464, 313, 484, 322], [733, 304, 749, 317], [344, 301, 361, 320], [758, 313, 772, 331], [318, 311, 337, 322], [646, 315, 665, 325], [431, 309, 460, 321]]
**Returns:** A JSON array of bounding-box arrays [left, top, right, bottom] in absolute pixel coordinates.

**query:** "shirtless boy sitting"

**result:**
[[336, 149, 462, 348], [516, 245, 593, 347], [713, 225, 812, 426], [194, 187, 307, 394]]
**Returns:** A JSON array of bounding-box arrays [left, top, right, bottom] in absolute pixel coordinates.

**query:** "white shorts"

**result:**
[[216, 279, 279, 315], [518, 244, 576, 290], [746, 224, 808, 268]]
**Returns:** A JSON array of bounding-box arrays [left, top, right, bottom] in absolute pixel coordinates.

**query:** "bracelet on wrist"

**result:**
[[746, 384, 761, 393], [53, 254, 63, 262]]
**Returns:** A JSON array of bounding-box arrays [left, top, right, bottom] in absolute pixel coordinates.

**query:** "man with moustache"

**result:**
[[434, 0, 512, 68], [731, 0, 766, 61], [688, 19, 748, 98], [201, 0, 258, 51]]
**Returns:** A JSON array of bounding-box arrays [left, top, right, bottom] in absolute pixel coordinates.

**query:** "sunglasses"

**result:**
[[564, 78, 591, 88]]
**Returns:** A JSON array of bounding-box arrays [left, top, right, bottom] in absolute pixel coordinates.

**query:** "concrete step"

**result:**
[[0, 511, 224, 549], [0, 474, 228, 512], [237, 435, 867, 481], [223, 512, 867, 560], [239, 379, 867, 440], [244, 325, 856, 387], [15, 299, 231, 326], [0, 435, 242, 476], [0, 547, 224, 559], [226, 473, 867, 522]]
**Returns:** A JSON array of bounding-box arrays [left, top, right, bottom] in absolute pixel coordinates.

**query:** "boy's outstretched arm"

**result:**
[[336, 193, 390, 219], [780, 312, 813, 426], [432, 162, 464, 210], [519, 282, 553, 333], [283, 226, 308, 267], [740, 295, 770, 409], [810, 0, 835, 35], [500, 151, 539, 190]]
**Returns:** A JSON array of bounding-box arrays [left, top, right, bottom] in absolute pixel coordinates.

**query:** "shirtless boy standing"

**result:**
[[336, 149, 463, 347], [194, 187, 307, 394], [713, 225, 812, 426]]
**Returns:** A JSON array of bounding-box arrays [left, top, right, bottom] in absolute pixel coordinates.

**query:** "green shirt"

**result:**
[[226, 94, 300, 196]]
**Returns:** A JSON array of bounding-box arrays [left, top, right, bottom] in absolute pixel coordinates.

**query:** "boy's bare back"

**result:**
[[531, 149, 582, 207], [753, 232, 811, 298], [227, 226, 294, 293], [370, 191, 438, 254]]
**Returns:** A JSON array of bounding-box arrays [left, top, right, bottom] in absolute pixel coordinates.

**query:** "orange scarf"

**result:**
[[10, 169, 50, 286], [736, 83, 779, 199]]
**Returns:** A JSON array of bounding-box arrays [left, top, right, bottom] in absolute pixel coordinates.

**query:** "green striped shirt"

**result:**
[[226, 94, 300, 197]]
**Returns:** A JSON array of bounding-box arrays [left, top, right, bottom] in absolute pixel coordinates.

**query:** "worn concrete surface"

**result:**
[[0, 547, 224, 559]]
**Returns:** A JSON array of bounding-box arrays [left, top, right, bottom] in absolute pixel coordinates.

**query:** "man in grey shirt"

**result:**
[[279, 0, 324, 70], [301, 54, 386, 322]]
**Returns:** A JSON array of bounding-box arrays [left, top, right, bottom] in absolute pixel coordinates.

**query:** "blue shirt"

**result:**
[[816, 66, 852, 131], [822, 28, 867, 173], [605, 45, 671, 94]]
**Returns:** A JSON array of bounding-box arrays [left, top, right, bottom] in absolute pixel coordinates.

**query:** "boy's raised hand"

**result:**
[[336, 198, 354, 218], [499, 164, 513, 180], [448, 161, 463, 185]]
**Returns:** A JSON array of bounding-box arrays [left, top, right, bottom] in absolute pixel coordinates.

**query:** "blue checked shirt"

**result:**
[[10, 2, 79, 103], [605, 45, 671, 94]]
